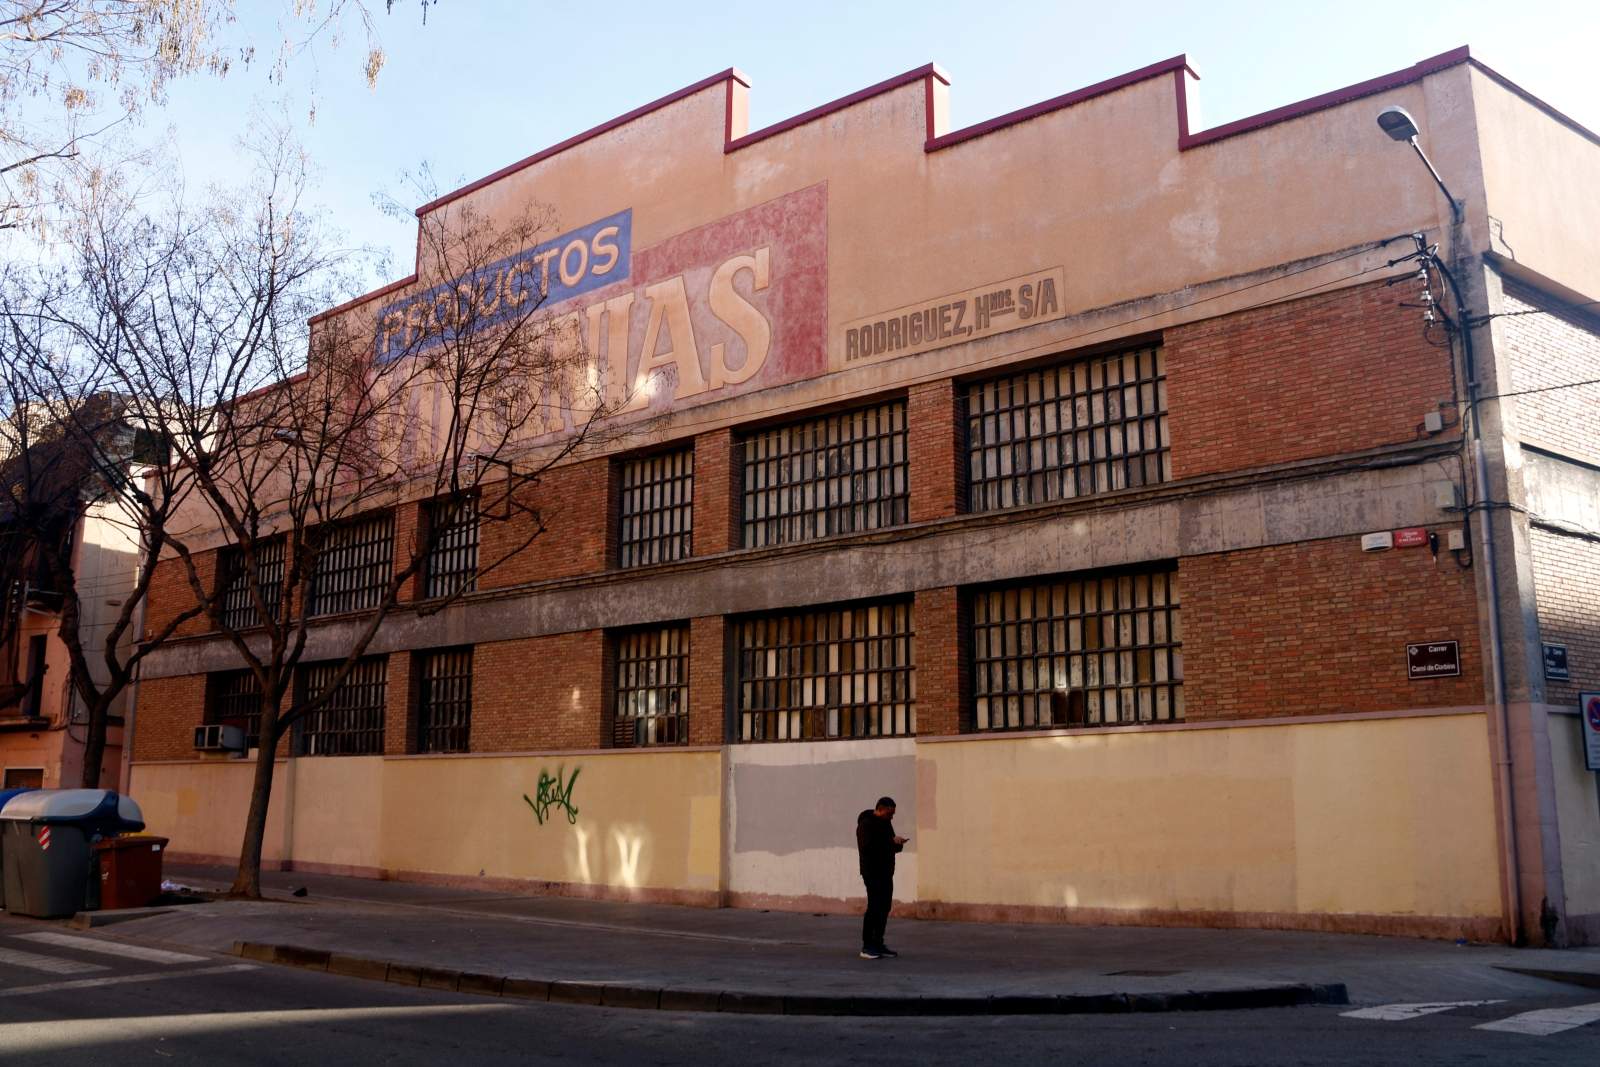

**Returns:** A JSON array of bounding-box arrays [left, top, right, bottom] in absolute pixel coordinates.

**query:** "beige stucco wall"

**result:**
[[1472, 67, 1600, 303], [378, 750, 723, 892], [133, 715, 1502, 927], [130, 759, 290, 865], [915, 713, 1501, 922], [131, 749, 724, 895], [1549, 714, 1600, 916]]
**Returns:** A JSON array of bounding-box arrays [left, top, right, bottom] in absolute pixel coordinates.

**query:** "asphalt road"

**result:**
[[1, 928, 1598, 1065]]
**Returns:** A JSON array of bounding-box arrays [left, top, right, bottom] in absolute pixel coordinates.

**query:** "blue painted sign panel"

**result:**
[[375, 209, 631, 363]]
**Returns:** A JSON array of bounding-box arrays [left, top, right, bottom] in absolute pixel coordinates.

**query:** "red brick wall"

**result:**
[[692, 429, 739, 554], [1181, 537, 1483, 720], [132, 674, 207, 760], [144, 553, 214, 642], [385, 652, 415, 755], [1501, 279, 1600, 467], [909, 380, 962, 523], [393, 501, 424, 603], [1530, 527, 1600, 705], [478, 458, 615, 590], [688, 615, 726, 745], [472, 631, 607, 750], [915, 586, 967, 737], [1167, 281, 1457, 479]]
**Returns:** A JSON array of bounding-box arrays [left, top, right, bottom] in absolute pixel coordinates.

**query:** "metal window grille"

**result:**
[[309, 513, 395, 616], [966, 346, 1168, 513], [208, 669, 262, 749], [972, 568, 1182, 731], [741, 401, 908, 549], [424, 496, 479, 599], [418, 648, 472, 753], [735, 600, 915, 742], [612, 625, 689, 746], [618, 449, 694, 568], [298, 657, 387, 756], [219, 539, 284, 630]]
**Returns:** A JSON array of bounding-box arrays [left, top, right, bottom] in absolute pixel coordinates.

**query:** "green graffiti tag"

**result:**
[[523, 766, 581, 826]]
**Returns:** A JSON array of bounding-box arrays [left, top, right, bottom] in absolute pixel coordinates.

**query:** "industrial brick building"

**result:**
[[130, 47, 1600, 943]]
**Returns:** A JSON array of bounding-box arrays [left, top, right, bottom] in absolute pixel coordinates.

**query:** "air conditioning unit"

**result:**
[[194, 724, 246, 752]]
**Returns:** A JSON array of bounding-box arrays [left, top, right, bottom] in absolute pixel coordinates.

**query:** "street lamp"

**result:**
[[1376, 105, 1463, 223]]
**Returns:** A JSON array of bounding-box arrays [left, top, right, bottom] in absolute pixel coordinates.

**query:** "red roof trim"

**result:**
[[1178, 46, 1471, 150], [308, 273, 418, 325], [413, 68, 749, 217], [927, 55, 1194, 152], [726, 63, 950, 153]]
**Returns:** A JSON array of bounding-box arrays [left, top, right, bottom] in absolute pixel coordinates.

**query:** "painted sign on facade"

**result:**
[[376, 210, 632, 363], [392, 184, 827, 450], [835, 266, 1066, 370]]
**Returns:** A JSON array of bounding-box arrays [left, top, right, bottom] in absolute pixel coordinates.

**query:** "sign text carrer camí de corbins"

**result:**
[[373, 209, 775, 436]]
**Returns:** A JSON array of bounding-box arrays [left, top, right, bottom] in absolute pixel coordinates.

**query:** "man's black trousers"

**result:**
[[862, 874, 893, 951]]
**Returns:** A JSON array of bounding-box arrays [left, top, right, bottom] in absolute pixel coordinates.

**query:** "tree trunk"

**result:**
[[230, 705, 283, 898], [79, 697, 107, 788]]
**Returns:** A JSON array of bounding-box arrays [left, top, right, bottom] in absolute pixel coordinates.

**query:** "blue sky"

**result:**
[[135, 0, 1598, 284]]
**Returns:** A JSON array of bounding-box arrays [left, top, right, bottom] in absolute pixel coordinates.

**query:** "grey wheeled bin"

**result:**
[[0, 789, 145, 918], [0, 786, 39, 910]]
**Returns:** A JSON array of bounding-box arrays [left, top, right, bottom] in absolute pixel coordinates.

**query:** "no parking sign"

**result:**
[[1583, 692, 1600, 772]]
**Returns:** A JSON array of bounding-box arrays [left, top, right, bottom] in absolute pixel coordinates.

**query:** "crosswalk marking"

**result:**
[[1342, 1000, 1504, 1021], [0, 946, 108, 975], [1474, 1001, 1600, 1036], [13, 931, 208, 965], [0, 962, 256, 998]]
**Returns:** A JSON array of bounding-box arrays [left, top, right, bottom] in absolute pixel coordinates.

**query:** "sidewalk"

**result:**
[[73, 864, 1600, 1015]]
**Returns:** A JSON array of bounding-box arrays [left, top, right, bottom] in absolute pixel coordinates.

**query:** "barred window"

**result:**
[[966, 346, 1168, 512], [736, 600, 914, 742], [972, 568, 1182, 731], [418, 648, 472, 754], [741, 401, 908, 549], [612, 625, 689, 746], [309, 513, 395, 616], [618, 449, 693, 568], [424, 496, 478, 599], [208, 669, 262, 749], [298, 657, 387, 756], [218, 539, 284, 630]]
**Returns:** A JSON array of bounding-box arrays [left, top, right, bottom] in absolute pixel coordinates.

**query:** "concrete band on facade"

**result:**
[[128, 47, 1600, 944]]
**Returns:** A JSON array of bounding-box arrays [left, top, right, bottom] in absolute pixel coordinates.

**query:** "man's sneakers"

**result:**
[[876, 946, 899, 958], [858, 946, 899, 960]]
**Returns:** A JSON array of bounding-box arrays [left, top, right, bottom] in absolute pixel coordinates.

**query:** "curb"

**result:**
[[229, 941, 1348, 1016]]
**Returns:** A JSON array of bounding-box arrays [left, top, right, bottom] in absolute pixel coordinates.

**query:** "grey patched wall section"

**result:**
[[731, 754, 916, 857]]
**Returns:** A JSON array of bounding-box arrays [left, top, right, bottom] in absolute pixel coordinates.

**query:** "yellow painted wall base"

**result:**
[[130, 714, 1505, 937]]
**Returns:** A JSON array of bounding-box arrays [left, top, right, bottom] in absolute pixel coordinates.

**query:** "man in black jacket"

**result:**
[[855, 796, 907, 959]]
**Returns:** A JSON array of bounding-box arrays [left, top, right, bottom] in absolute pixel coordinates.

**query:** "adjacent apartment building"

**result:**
[[128, 47, 1600, 944]]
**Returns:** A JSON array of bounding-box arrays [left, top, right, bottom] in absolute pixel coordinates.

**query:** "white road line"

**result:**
[[13, 931, 208, 965], [0, 947, 108, 976], [1474, 1001, 1600, 1036], [0, 963, 257, 998], [1342, 1000, 1505, 1021]]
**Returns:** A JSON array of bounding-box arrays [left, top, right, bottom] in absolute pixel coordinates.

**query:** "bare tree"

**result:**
[[1, 0, 429, 231], [7, 132, 641, 894]]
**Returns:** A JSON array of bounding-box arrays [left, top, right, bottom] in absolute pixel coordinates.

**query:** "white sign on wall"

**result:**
[[1581, 692, 1600, 773]]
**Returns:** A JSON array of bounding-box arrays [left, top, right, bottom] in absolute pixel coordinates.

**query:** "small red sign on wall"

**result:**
[[1394, 527, 1429, 548]]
